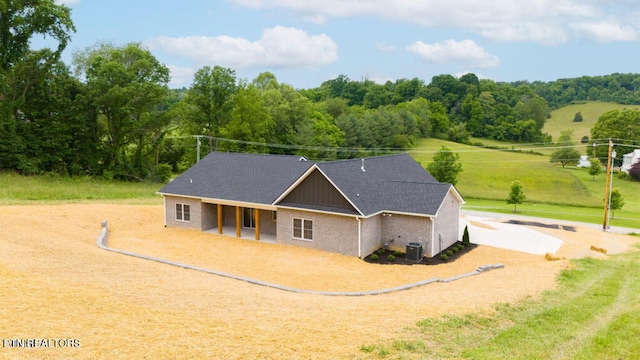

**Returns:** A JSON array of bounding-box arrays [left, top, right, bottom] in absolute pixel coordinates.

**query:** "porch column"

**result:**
[[235, 206, 242, 237], [217, 204, 223, 235], [254, 208, 261, 241]]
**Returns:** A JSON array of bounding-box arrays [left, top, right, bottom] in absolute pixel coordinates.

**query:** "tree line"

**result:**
[[2, 1, 640, 182]]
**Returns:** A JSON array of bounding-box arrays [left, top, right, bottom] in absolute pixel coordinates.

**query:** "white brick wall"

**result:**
[[381, 214, 432, 255], [430, 190, 461, 257], [277, 209, 360, 256], [164, 196, 203, 230]]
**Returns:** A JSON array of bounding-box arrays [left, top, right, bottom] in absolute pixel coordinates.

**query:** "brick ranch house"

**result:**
[[157, 151, 464, 259]]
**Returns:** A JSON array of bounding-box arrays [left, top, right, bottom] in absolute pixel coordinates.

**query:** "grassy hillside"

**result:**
[[0, 172, 162, 204], [544, 101, 640, 142], [411, 138, 640, 229]]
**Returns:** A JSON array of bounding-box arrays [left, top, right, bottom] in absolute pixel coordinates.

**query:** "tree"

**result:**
[[74, 42, 170, 178], [550, 130, 580, 168], [550, 147, 581, 168], [462, 225, 470, 245], [609, 189, 624, 219], [0, 0, 76, 172], [588, 158, 602, 180], [186, 66, 237, 139], [591, 109, 640, 162], [573, 111, 583, 122], [426, 146, 463, 185], [0, 0, 75, 72], [507, 181, 526, 212], [220, 82, 274, 153]]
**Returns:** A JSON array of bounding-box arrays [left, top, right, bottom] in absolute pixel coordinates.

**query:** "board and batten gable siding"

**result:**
[[430, 190, 461, 257], [277, 209, 360, 256], [164, 196, 205, 230], [280, 169, 358, 214], [381, 213, 433, 255]]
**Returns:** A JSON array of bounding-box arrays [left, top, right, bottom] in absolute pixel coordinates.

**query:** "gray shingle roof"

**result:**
[[158, 151, 460, 216], [315, 154, 447, 216], [158, 152, 313, 204]]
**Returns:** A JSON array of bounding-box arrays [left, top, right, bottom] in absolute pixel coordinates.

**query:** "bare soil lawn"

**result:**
[[1, 204, 637, 359]]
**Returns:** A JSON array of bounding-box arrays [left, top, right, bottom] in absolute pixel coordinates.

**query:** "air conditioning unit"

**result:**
[[405, 242, 423, 262]]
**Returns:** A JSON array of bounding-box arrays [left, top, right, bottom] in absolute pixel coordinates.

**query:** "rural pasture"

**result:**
[[1, 101, 639, 358], [1, 203, 637, 359]]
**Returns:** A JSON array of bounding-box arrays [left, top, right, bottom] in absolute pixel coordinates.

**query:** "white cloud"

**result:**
[[167, 65, 196, 88], [407, 39, 500, 69], [570, 21, 638, 42], [226, 0, 639, 45], [145, 26, 338, 69], [375, 42, 395, 52]]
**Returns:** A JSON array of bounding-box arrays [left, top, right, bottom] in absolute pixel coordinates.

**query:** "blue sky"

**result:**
[[51, 0, 640, 89]]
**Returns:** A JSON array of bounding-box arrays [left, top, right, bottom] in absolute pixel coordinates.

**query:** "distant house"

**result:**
[[621, 149, 640, 174], [577, 155, 591, 168], [157, 152, 464, 259]]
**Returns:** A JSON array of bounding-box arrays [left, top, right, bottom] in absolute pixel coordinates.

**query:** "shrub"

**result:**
[[440, 254, 449, 261], [452, 247, 459, 253], [387, 254, 396, 262], [573, 111, 583, 122], [393, 250, 403, 257], [462, 225, 470, 245], [377, 248, 385, 255], [447, 250, 453, 257], [370, 254, 379, 260]]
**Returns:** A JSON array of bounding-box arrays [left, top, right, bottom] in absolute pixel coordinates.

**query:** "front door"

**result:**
[[243, 207, 256, 228]]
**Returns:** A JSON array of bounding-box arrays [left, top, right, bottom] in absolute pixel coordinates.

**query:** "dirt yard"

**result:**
[[1, 204, 637, 359]]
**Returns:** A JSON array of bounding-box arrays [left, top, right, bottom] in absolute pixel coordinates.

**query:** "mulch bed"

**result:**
[[363, 243, 478, 266]]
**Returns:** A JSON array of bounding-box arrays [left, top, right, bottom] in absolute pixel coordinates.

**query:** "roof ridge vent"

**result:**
[[361, 158, 366, 172], [298, 156, 308, 162]]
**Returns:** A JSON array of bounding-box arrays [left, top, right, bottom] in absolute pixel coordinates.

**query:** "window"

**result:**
[[293, 218, 313, 241], [176, 204, 190, 222]]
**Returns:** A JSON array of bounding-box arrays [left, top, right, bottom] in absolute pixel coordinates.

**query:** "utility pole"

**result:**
[[602, 139, 613, 231], [196, 135, 202, 162]]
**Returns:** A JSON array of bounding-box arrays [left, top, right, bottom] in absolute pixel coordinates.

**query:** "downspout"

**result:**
[[163, 196, 167, 227], [430, 216, 435, 257], [357, 217, 362, 258]]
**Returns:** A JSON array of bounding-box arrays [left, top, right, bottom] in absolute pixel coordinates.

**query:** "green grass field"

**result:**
[[361, 244, 640, 359], [543, 101, 640, 142], [411, 138, 640, 229], [0, 172, 162, 205]]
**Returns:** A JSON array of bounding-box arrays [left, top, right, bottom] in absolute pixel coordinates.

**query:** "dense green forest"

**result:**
[[2, 1, 640, 181]]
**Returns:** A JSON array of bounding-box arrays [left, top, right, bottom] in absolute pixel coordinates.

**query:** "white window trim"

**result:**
[[292, 217, 313, 241], [175, 203, 191, 222]]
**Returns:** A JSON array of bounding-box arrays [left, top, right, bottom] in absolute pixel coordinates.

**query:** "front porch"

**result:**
[[205, 225, 277, 244], [202, 202, 278, 243]]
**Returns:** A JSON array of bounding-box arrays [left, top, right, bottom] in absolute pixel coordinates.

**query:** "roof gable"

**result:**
[[277, 167, 360, 215]]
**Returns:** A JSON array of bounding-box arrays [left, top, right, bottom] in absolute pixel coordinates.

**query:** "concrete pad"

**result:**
[[461, 216, 563, 255]]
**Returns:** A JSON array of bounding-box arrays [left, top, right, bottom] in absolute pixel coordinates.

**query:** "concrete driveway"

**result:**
[[460, 214, 563, 255]]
